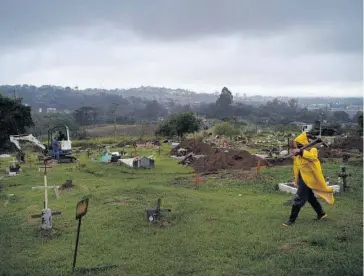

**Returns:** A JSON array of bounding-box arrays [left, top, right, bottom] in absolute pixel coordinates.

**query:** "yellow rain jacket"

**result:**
[[293, 132, 334, 205]]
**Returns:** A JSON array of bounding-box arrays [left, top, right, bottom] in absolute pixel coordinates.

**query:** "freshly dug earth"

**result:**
[[172, 139, 216, 155], [265, 157, 293, 166], [332, 137, 363, 152], [318, 148, 343, 159], [191, 149, 266, 173], [174, 139, 292, 173]]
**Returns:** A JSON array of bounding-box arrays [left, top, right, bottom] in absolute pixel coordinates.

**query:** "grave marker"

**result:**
[[338, 165, 351, 192], [71, 198, 116, 273], [30, 159, 61, 230]]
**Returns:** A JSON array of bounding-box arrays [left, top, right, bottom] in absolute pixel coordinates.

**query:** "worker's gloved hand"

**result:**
[[292, 149, 301, 156]]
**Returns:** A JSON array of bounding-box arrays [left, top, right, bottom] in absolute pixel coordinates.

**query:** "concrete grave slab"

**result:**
[[278, 182, 340, 195]]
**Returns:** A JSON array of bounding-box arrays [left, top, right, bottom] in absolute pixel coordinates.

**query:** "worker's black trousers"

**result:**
[[289, 174, 325, 222]]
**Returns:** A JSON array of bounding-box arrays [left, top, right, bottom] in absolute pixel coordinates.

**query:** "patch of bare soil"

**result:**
[[265, 157, 293, 167], [332, 137, 363, 152], [174, 139, 297, 174], [279, 241, 308, 252], [190, 149, 266, 173], [59, 180, 75, 190], [171, 139, 216, 155], [206, 216, 219, 222], [104, 199, 130, 206]]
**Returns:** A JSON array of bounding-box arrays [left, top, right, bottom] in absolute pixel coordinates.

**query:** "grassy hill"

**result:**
[[0, 145, 362, 276]]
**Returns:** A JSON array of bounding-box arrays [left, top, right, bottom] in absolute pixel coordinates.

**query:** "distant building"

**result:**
[[307, 104, 330, 110], [39, 108, 42, 113], [46, 108, 57, 113], [291, 121, 308, 128]]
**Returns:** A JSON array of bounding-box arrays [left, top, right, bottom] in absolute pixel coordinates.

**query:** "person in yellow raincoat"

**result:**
[[282, 132, 334, 226]]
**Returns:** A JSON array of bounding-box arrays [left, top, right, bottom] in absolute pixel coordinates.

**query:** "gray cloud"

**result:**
[[0, 0, 362, 96], [1, 0, 362, 52]]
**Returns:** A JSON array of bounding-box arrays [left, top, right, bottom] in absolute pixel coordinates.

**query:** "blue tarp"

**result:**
[[100, 154, 111, 163]]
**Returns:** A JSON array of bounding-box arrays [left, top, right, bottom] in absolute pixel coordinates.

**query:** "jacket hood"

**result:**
[[294, 132, 309, 146]]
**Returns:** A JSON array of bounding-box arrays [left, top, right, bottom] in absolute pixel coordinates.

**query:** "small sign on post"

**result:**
[[76, 198, 89, 220], [71, 198, 117, 273], [72, 198, 89, 273]]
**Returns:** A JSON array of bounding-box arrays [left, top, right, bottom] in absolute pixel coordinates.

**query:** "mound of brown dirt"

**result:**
[[332, 137, 363, 152], [318, 147, 339, 159], [171, 139, 216, 155], [265, 158, 293, 166], [190, 149, 266, 173], [317, 147, 359, 159]]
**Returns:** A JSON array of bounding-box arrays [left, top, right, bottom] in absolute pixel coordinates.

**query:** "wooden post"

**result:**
[[256, 159, 261, 176], [27, 154, 32, 168], [72, 198, 89, 273], [195, 173, 204, 189], [43, 160, 50, 209]]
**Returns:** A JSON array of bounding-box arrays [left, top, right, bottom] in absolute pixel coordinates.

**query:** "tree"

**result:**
[[353, 111, 363, 123], [215, 87, 234, 119], [142, 100, 168, 120], [332, 111, 350, 122], [288, 98, 299, 109], [0, 95, 34, 149], [355, 111, 363, 135], [222, 117, 247, 128], [214, 122, 241, 138], [155, 112, 200, 138], [216, 87, 233, 107], [73, 106, 99, 125], [27, 113, 80, 138]]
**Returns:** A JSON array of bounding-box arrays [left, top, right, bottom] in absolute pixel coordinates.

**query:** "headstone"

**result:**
[[139, 157, 151, 168], [41, 208, 52, 230]]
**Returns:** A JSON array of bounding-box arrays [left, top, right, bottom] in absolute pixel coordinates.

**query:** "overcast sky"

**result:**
[[0, 0, 362, 96]]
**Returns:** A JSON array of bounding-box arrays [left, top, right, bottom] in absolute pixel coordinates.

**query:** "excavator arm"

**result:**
[[9, 134, 46, 153]]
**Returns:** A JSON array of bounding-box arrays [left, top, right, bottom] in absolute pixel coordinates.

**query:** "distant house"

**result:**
[[291, 121, 307, 127], [46, 108, 57, 113]]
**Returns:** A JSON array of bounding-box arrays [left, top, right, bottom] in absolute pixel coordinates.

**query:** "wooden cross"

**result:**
[[39, 161, 52, 209], [30, 159, 61, 229]]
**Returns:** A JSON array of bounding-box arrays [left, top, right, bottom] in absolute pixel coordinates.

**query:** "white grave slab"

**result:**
[[278, 182, 340, 195]]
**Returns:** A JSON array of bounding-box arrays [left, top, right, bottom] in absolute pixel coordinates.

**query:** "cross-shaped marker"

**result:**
[[30, 159, 61, 229]]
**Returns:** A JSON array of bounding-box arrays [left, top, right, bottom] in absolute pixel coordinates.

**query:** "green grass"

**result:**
[[0, 146, 362, 276], [71, 136, 157, 149]]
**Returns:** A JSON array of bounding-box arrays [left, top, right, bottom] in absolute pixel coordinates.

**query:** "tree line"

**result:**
[[0, 87, 362, 151]]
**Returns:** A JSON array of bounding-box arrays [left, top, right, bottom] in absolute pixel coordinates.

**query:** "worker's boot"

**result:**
[[309, 198, 327, 220], [282, 205, 301, 226]]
